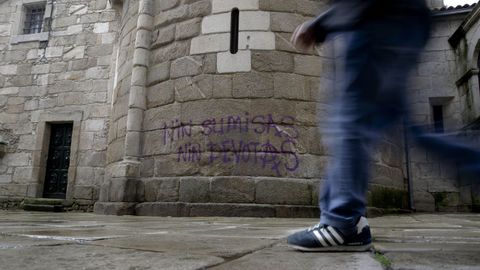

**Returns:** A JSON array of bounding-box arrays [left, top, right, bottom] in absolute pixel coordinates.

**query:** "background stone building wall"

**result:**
[[407, 3, 480, 212], [0, 0, 477, 216], [0, 0, 118, 209]]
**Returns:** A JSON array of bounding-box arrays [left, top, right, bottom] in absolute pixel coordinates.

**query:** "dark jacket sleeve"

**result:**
[[308, 0, 430, 43]]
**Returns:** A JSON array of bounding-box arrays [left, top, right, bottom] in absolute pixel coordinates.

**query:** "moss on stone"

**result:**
[[374, 252, 392, 269], [368, 186, 409, 209], [472, 196, 480, 213], [23, 198, 64, 206], [431, 192, 460, 211]]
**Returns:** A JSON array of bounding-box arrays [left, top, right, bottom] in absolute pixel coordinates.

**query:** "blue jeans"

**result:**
[[319, 14, 480, 234]]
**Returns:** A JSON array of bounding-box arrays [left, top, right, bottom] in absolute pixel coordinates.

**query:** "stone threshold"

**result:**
[[94, 201, 412, 218], [0, 197, 95, 212]]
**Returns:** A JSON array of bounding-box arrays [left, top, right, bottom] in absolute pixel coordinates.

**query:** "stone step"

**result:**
[[23, 198, 65, 206], [22, 198, 72, 212], [23, 204, 64, 212]]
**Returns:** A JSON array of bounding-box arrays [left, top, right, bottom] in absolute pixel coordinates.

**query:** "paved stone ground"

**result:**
[[0, 211, 479, 270]]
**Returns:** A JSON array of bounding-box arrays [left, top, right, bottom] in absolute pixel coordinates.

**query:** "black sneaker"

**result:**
[[287, 217, 372, 252]]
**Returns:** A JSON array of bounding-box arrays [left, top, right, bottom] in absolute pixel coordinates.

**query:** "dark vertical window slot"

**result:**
[[433, 105, 444, 133], [477, 53, 480, 94], [230, 8, 239, 54]]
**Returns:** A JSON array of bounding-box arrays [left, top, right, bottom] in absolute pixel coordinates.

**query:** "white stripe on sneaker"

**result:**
[[357, 217, 369, 234], [319, 229, 335, 246], [312, 230, 329, 247], [327, 226, 344, 244]]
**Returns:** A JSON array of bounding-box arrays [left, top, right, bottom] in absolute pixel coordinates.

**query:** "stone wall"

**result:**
[[407, 10, 477, 211], [1, 0, 466, 216], [0, 0, 118, 207], [92, 0, 408, 216]]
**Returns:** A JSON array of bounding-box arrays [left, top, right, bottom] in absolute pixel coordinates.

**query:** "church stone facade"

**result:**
[[0, 0, 478, 216]]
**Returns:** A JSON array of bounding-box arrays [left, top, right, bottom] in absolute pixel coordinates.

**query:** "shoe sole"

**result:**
[[288, 243, 372, 252]]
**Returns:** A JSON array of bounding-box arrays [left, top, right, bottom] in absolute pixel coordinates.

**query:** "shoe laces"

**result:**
[[307, 223, 326, 232]]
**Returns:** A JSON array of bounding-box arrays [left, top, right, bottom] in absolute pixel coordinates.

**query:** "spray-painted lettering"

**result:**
[[161, 113, 301, 176]]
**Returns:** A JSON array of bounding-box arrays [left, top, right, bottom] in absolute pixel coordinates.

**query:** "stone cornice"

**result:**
[[449, 4, 480, 48], [455, 68, 479, 87]]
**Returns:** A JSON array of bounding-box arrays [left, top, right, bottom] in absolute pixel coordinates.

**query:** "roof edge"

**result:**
[[448, 3, 480, 48]]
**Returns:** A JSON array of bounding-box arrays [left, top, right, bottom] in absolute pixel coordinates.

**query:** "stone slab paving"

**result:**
[[0, 211, 479, 269]]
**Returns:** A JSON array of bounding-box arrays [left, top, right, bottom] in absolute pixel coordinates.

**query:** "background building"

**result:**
[[0, 0, 478, 216]]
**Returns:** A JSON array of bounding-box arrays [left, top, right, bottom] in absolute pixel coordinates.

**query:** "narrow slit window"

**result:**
[[230, 8, 239, 54], [432, 105, 444, 133], [23, 4, 46, 34]]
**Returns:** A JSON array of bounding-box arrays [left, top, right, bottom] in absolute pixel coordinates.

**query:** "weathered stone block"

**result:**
[[212, 0, 259, 13], [147, 80, 175, 108], [259, 0, 295, 12], [32, 64, 50, 74], [85, 119, 106, 132], [274, 73, 310, 100], [0, 65, 18, 75], [213, 75, 232, 98], [294, 55, 322, 76], [240, 11, 271, 31], [12, 167, 33, 183], [3, 153, 31, 167], [78, 151, 106, 167], [153, 40, 190, 63], [108, 178, 138, 202], [275, 205, 320, 218], [63, 46, 85, 60], [174, 74, 213, 102], [94, 202, 136, 215], [210, 177, 255, 203], [190, 33, 229, 55], [46, 46, 64, 58], [154, 154, 201, 176], [144, 178, 179, 202], [93, 22, 109, 34], [152, 25, 175, 47], [76, 167, 95, 186], [188, 0, 211, 17], [217, 50, 251, 73], [255, 178, 311, 205], [179, 177, 210, 202], [0, 87, 19, 95], [17, 135, 35, 151], [156, 0, 180, 12], [86, 67, 109, 79], [271, 12, 304, 33], [140, 158, 155, 177], [74, 186, 94, 200], [135, 202, 189, 216], [171, 56, 203, 78], [189, 203, 276, 217], [232, 72, 273, 98], [239, 32, 275, 50], [296, 0, 326, 16], [176, 18, 201, 40], [154, 6, 188, 28], [143, 103, 181, 131], [252, 51, 294, 72]]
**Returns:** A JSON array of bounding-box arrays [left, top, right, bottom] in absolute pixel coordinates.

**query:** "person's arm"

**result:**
[[291, 0, 377, 50]]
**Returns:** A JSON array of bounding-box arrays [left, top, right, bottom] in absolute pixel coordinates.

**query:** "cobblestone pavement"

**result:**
[[0, 211, 479, 270]]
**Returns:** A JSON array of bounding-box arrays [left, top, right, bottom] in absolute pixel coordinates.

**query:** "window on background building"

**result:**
[[23, 3, 46, 35], [433, 105, 444, 133]]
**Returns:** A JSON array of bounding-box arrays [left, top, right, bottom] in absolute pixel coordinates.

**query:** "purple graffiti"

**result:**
[[165, 112, 301, 176]]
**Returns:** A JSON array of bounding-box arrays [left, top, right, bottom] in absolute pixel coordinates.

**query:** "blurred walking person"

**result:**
[[287, 0, 480, 251]]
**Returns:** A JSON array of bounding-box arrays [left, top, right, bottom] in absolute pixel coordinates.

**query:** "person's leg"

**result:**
[[288, 13, 430, 251], [320, 15, 430, 235], [409, 125, 480, 173]]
